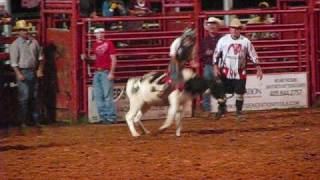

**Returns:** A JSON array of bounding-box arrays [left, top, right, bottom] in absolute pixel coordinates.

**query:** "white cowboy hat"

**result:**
[[229, 18, 243, 28], [206, 17, 222, 26]]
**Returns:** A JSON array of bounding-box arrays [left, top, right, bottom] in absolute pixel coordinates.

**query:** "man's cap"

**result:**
[[206, 17, 222, 26], [94, 28, 105, 33], [229, 18, 243, 28], [13, 20, 32, 31]]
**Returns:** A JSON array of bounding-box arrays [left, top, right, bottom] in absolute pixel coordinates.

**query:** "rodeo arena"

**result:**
[[1, 0, 320, 179]]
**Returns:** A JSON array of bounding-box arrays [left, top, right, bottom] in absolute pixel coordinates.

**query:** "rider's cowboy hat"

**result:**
[[229, 18, 243, 28], [182, 28, 195, 39], [13, 20, 32, 31]]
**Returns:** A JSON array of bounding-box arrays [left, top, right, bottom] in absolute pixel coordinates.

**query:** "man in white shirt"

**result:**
[[213, 18, 263, 120]]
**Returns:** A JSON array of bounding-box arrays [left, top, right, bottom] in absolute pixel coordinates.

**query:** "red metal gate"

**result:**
[[310, 0, 320, 103], [41, 0, 81, 121], [44, 29, 75, 120]]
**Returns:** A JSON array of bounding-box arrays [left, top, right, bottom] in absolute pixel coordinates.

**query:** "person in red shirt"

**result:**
[[91, 28, 117, 124]]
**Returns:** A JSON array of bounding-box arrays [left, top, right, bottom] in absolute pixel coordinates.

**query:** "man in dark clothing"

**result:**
[[80, 0, 97, 17], [199, 17, 222, 116]]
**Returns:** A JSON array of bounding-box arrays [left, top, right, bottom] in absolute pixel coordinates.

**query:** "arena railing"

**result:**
[[161, 0, 195, 14], [200, 8, 308, 74], [311, 0, 320, 99]]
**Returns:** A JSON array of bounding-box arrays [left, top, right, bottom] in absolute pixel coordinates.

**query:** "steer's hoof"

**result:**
[[132, 133, 140, 137]]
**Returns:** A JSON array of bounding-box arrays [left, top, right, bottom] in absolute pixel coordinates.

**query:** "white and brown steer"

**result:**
[[125, 68, 221, 137]]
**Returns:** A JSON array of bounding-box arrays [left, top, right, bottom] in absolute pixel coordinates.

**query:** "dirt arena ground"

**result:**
[[0, 108, 320, 179]]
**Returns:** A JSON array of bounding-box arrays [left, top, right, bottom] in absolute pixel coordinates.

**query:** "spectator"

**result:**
[[128, 0, 152, 16], [80, 0, 97, 18], [199, 17, 222, 117], [126, 0, 152, 31], [0, 3, 11, 36], [168, 28, 198, 90], [213, 18, 263, 120], [10, 20, 44, 127], [84, 28, 117, 124], [102, 0, 127, 31], [102, 0, 127, 17], [247, 1, 274, 40], [0, 3, 11, 24]]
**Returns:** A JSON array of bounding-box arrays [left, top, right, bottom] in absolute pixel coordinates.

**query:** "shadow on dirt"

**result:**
[[0, 142, 75, 152], [184, 125, 296, 135]]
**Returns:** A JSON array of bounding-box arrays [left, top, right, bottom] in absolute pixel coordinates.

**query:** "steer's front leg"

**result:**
[[158, 91, 180, 133], [175, 105, 184, 137], [125, 103, 142, 137]]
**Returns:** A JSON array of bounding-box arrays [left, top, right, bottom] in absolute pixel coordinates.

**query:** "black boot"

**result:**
[[235, 100, 245, 121], [215, 102, 226, 120]]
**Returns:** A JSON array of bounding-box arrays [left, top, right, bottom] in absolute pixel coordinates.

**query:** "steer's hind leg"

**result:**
[[158, 91, 180, 133], [175, 105, 184, 137], [134, 105, 151, 135], [125, 102, 143, 137]]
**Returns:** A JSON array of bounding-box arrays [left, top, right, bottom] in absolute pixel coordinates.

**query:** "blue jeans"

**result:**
[[93, 71, 116, 122], [168, 60, 184, 86], [17, 69, 39, 124], [202, 64, 214, 112]]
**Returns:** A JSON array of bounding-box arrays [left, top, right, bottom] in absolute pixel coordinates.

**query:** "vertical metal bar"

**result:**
[[193, 0, 201, 114], [40, 0, 47, 45], [162, 0, 165, 14], [297, 30, 302, 72], [317, 8, 320, 95], [308, 0, 317, 105], [71, 0, 79, 121], [223, 0, 233, 26], [194, 0, 200, 74], [82, 20, 89, 116], [304, 11, 310, 74]]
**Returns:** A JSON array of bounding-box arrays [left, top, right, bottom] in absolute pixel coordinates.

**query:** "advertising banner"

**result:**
[[211, 72, 308, 112]]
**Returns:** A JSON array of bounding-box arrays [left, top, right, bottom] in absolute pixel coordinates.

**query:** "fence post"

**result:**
[[308, 0, 317, 105]]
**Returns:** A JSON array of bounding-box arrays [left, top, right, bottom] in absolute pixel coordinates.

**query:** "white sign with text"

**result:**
[[211, 72, 308, 112]]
